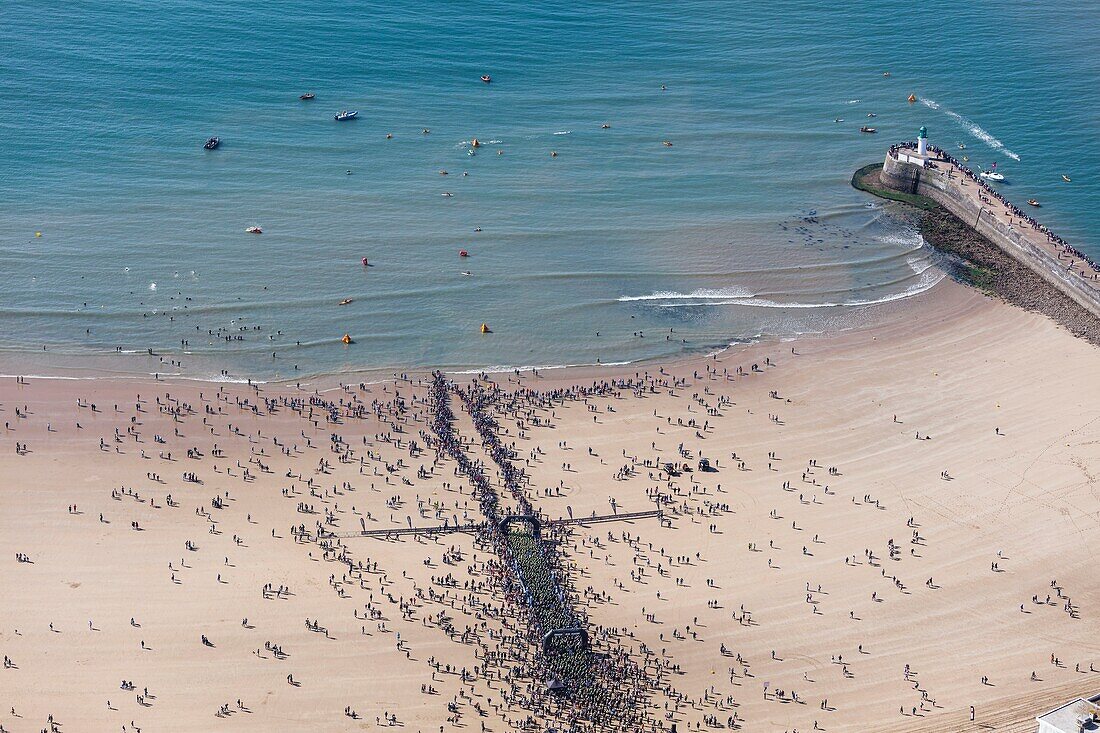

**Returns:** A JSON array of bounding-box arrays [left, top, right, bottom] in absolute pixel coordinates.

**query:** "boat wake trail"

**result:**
[[922, 98, 1020, 160]]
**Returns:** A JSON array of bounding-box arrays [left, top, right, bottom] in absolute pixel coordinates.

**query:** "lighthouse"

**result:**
[[917, 125, 928, 157]]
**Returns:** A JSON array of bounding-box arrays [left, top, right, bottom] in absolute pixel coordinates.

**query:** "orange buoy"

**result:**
[[480, 323, 491, 334], [341, 333, 353, 344], [907, 93, 916, 104]]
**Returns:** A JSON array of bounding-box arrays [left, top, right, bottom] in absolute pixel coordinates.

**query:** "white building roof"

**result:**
[[1037, 693, 1100, 733]]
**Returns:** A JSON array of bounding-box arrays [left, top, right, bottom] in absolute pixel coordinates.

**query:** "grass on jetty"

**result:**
[[851, 163, 939, 211], [961, 264, 996, 292]]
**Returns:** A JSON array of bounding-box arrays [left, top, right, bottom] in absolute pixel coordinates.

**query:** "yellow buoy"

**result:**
[[480, 323, 491, 334], [35, 231, 42, 237], [341, 333, 352, 344]]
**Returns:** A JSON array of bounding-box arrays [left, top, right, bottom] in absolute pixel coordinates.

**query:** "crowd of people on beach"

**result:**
[[425, 372, 653, 730], [5, 353, 1099, 733]]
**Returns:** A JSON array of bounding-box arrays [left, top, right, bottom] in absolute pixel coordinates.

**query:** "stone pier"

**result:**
[[881, 148, 1100, 319]]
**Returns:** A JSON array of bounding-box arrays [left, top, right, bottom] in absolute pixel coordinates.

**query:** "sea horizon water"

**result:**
[[1, 1, 1096, 379]]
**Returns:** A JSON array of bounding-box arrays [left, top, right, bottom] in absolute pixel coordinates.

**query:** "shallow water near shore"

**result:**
[[1, 1, 1096, 380]]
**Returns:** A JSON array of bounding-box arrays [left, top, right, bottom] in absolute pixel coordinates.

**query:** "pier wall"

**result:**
[[882, 154, 1100, 318]]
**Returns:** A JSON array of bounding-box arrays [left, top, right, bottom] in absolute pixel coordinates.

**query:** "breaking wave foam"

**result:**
[[619, 240, 943, 310], [654, 274, 942, 309], [618, 287, 754, 302]]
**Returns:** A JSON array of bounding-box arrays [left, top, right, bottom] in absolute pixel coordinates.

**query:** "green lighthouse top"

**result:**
[[918, 126, 928, 139]]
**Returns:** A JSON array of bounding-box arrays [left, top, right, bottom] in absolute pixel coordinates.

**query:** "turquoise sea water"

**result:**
[[1, 2, 1097, 380]]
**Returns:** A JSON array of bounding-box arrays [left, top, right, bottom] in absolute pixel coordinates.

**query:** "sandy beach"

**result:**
[[1, 279, 1098, 732]]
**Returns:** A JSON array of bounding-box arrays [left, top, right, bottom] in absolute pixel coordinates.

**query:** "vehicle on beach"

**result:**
[[980, 170, 1004, 182], [334, 110, 358, 121], [204, 136, 220, 150], [300, 92, 315, 100], [859, 126, 876, 133]]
